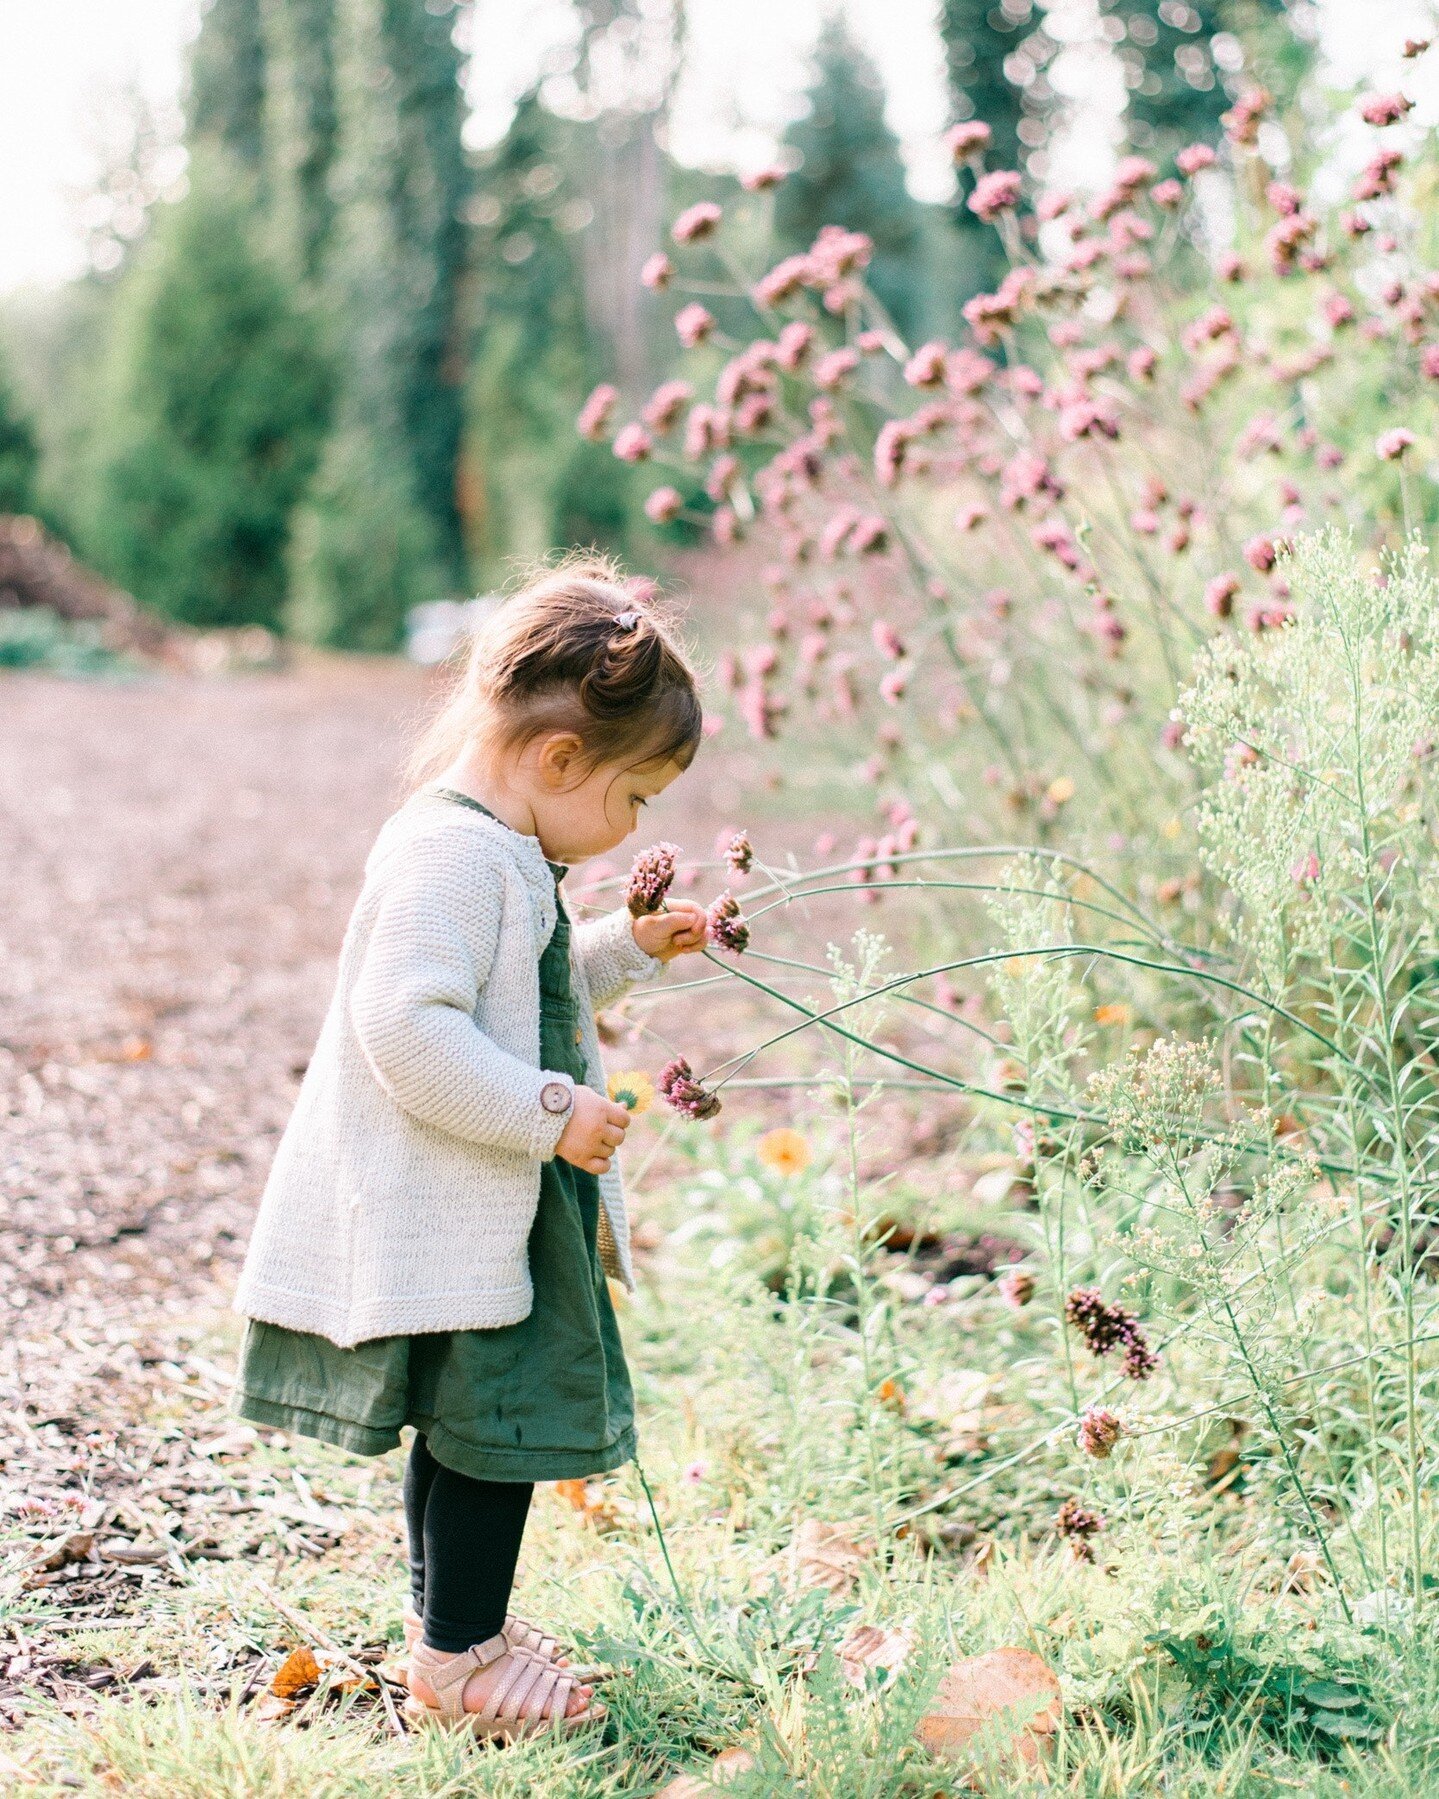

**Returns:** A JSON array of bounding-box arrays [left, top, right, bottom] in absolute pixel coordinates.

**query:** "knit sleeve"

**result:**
[[349, 834, 571, 1161], [570, 907, 663, 1012]]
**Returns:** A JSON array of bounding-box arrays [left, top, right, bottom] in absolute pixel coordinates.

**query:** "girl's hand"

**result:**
[[633, 900, 708, 962], [555, 1085, 631, 1175]]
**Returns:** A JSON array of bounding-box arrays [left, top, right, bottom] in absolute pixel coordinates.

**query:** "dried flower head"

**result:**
[[1064, 1287, 1158, 1380], [1055, 1496, 1106, 1561], [997, 1268, 1035, 1310], [722, 830, 754, 873], [627, 843, 680, 917], [1077, 1406, 1123, 1459], [707, 891, 750, 953], [658, 1056, 722, 1120]]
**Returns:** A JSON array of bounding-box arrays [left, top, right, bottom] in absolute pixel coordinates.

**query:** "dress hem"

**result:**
[[231, 1389, 637, 1482]]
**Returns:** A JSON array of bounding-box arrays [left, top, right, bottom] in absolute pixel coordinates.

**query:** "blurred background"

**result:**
[[0, 0, 1420, 665]]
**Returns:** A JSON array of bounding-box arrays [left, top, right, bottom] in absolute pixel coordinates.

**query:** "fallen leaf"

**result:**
[[270, 1645, 321, 1699], [839, 1622, 915, 1689], [916, 1647, 1061, 1772], [654, 1747, 757, 1797], [793, 1519, 868, 1599], [251, 1691, 296, 1723], [31, 1530, 95, 1573]]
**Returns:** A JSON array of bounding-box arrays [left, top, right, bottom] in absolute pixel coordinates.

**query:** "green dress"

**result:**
[[232, 800, 636, 1483]]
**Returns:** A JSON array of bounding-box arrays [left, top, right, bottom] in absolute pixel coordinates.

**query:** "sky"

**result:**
[[0, 0, 1434, 296]]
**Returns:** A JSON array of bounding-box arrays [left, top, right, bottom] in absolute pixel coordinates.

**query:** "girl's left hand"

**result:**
[[634, 900, 709, 962]]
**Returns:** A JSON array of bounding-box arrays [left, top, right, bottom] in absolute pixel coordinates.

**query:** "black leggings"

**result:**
[[402, 1434, 533, 1654]]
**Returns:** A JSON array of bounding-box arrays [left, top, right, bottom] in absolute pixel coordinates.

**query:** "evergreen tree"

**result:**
[[937, 0, 1055, 289], [0, 344, 39, 517], [260, 0, 338, 282], [774, 17, 925, 341], [83, 156, 331, 629], [465, 92, 629, 576], [1104, 0, 1303, 162], [291, 0, 468, 647], [189, 0, 268, 170]]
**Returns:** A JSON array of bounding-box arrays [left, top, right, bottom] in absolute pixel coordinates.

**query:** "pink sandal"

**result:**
[[402, 1604, 605, 1682], [406, 1634, 606, 1740]]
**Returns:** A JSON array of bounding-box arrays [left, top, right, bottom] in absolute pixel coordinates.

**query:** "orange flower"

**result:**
[[756, 1127, 811, 1175], [608, 1070, 655, 1114], [1093, 1002, 1133, 1027]]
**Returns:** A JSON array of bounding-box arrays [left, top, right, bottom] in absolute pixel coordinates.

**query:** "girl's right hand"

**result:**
[[555, 1085, 631, 1174]]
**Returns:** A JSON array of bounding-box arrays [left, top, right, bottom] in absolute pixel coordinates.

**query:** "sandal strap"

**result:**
[[415, 1633, 508, 1723]]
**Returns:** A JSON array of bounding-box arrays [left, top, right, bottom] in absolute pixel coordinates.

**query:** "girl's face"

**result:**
[[524, 734, 687, 864]]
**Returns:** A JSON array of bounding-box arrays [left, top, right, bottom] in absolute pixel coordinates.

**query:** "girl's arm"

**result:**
[[350, 837, 572, 1161], [570, 909, 664, 1012]]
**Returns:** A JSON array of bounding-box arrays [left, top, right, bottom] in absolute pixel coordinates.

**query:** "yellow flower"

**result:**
[[757, 1127, 811, 1175], [608, 1070, 655, 1114]]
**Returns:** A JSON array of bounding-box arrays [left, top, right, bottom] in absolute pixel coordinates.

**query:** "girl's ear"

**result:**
[[534, 730, 588, 789]]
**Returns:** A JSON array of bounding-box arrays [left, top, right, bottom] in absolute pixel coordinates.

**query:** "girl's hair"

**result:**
[[409, 554, 702, 788]]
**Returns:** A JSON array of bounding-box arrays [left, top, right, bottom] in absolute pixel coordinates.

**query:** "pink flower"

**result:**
[[577, 383, 619, 441], [1176, 143, 1217, 176], [1205, 574, 1240, 618], [955, 502, 988, 532], [1218, 250, 1245, 282], [641, 252, 674, 291], [612, 422, 652, 463], [672, 201, 722, 245], [945, 121, 992, 159], [1377, 427, 1416, 460], [874, 420, 909, 487], [1291, 851, 1320, 887], [1161, 717, 1186, 750], [642, 379, 693, 432], [754, 254, 814, 308], [813, 346, 861, 390], [1127, 345, 1158, 382], [721, 830, 753, 874], [1360, 92, 1413, 127], [706, 892, 750, 953], [1114, 154, 1157, 191], [627, 843, 679, 916], [872, 619, 904, 660], [1404, 37, 1430, 57], [741, 165, 787, 192], [807, 224, 873, 282], [1223, 86, 1270, 146], [1077, 1407, 1123, 1459], [675, 303, 715, 349], [1322, 293, 1355, 329], [1244, 534, 1278, 573], [1036, 189, 1073, 221], [1354, 150, 1403, 201], [904, 341, 949, 388], [658, 1056, 722, 1119], [967, 169, 1023, 222], [850, 515, 889, 555], [1150, 178, 1183, 209], [644, 486, 683, 524], [1422, 346, 1439, 380], [776, 321, 814, 370]]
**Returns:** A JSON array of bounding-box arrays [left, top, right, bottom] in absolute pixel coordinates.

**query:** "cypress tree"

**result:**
[[774, 17, 925, 342], [189, 0, 268, 171], [465, 92, 629, 575], [83, 155, 331, 629], [0, 343, 39, 517], [260, 0, 339, 283], [290, 0, 467, 649], [1104, 0, 1304, 161]]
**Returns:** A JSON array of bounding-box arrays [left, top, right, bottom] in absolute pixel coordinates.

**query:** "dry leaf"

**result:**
[[792, 1519, 868, 1599], [270, 1645, 321, 1699], [655, 1747, 757, 1797], [916, 1647, 1061, 1772], [31, 1530, 95, 1573], [839, 1622, 915, 1689], [251, 1691, 296, 1723]]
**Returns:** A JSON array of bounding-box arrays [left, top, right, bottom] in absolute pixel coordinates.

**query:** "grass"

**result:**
[[3, 1110, 1433, 1796]]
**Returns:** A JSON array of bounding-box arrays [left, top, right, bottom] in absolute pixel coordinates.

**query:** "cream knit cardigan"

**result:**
[[233, 791, 660, 1347]]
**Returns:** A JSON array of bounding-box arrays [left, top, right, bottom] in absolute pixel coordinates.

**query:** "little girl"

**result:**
[[232, 559, 708, 1738]]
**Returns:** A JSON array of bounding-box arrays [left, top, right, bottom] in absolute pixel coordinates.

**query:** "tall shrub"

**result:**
[[260, 0, 339, 284], [84, 157, 330, 628], [0, 342, 39, 517]]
